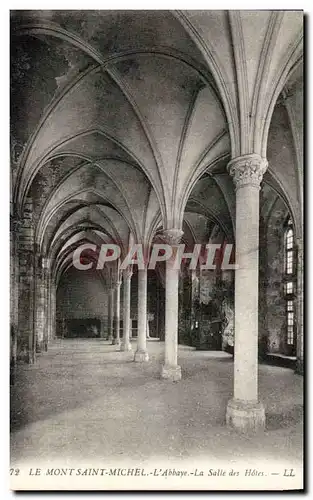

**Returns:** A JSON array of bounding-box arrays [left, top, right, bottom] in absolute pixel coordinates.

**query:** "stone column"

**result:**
[[46, 275, 52, 342], [146, 318, 150, 339], [226, 154, 268, 432], [50, 283, 56, 341], [161, 229, 184, 381], [42, 258, 50, 351], [106, 287, 110, 340], [17, 198, 35, 363], [121, 267, 132, 351], [99, 318, 105, 338], [134, 268, 149, 362], [108, 285, 114, 342], [34, 254, 46, 353], [10, 215, 20, 383], [112, 278, 122, 348], [191, 268, 200, 348]]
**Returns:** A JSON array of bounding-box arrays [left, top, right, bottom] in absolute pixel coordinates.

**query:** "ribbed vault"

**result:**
[[10, 9, 303, 286]]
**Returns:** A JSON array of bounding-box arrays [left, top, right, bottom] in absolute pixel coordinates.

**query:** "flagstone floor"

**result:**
[[10, 339, 303, 469]]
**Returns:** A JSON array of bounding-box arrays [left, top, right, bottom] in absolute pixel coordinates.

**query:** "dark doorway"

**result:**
[[65, 318, 101, 338], [198, 300, 222, 350]]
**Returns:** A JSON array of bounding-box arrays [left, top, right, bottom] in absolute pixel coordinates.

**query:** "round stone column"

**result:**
[[49, 284, 56, 340], [134, 268, 149, 362], [121, 267, 132, 352], [112, 278, 122, 349], [108, 285, 114, 342], [161, 229, 184, 381], [42, 258, 50, 352], [10, 215, 20, 383], [226, 153, 268, 432], [34, 254, 47, 353]]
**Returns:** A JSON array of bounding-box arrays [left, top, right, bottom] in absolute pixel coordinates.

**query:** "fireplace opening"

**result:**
[[63, 318, 101, 338]]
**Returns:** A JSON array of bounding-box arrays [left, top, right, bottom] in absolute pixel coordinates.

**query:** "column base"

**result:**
[[113, 340, 121, 351], [161, 364, 182, 381], [28, 352, 36, 365], [134, 349, 149, 362], [295, 359, 303, 375], [121, 341, 132, 352], [226, 399, 265, 433], [36, 340, 44, 353]]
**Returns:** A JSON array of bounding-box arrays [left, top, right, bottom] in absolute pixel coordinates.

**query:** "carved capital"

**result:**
[[160, 229, 184, 246], [42, 257, 50, 270], [227, 154, 268, 190], [10, 215, 22, 233], [123, 267, 133, 281], [115, 279, 122, 289]]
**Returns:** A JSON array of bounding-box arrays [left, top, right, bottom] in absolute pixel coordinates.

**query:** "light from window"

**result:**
[[285, 225, 294, 274], [286, 228, 293, 249], [287, 301, 294, 345], [286, 251, 293, 274], [285, 220, 295, 347]]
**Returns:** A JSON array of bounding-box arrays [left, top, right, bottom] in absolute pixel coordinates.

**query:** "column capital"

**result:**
[[115, 279, 122, 289], [123, 267, 133, 281], [227, 154, 268, 190], [160, 228, 184, 246], [42, 257, 50, 270], [10, 214, 22, 233]]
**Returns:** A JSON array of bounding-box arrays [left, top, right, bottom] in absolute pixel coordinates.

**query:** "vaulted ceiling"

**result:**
[[10, 10, 303, 283]]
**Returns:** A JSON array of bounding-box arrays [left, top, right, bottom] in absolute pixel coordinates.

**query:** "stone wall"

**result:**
[[56, 267, 110, 328], [259, 198, 289, 355], [17, 197, 35, 362], [178, 268, 192, 346]]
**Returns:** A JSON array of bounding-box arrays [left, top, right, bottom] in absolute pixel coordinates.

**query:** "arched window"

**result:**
[[284, 217, 296, 351], [285, 219, 294, 275], [286, 299, 294, 346]]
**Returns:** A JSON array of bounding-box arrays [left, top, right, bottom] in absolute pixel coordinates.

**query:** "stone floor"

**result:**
[[10, 339, 303, 467]]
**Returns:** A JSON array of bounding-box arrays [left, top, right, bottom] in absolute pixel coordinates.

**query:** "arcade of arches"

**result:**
[[10, 9, 303, 445]]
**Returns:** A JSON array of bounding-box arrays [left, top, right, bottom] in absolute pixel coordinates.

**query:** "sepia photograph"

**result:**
[[9, 8, 304, 491]]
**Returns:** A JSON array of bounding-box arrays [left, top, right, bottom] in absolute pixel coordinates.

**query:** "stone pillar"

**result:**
[[50, 283, 56, 341], [34, 254, 47, 353], [42, 258, 49, 351], [17, 200, 36, 364], [130, 319, 133, 339], [191, 268, 200, 348], [226, 154, 268, 432], [108, 285, 114, 342], [161, 229, 184, 381], [134, 268, 149, 362], [112, 278, 122, 348], [296, 237, 303, 374], [121, 267, 132, 351], [28, 250, 36, 364], [106, 287, 110, 340], [10, 214, 20, 383], [99, 318, 105, 338], [46, 275, 52, 342], [112, 278, 122, 351]]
